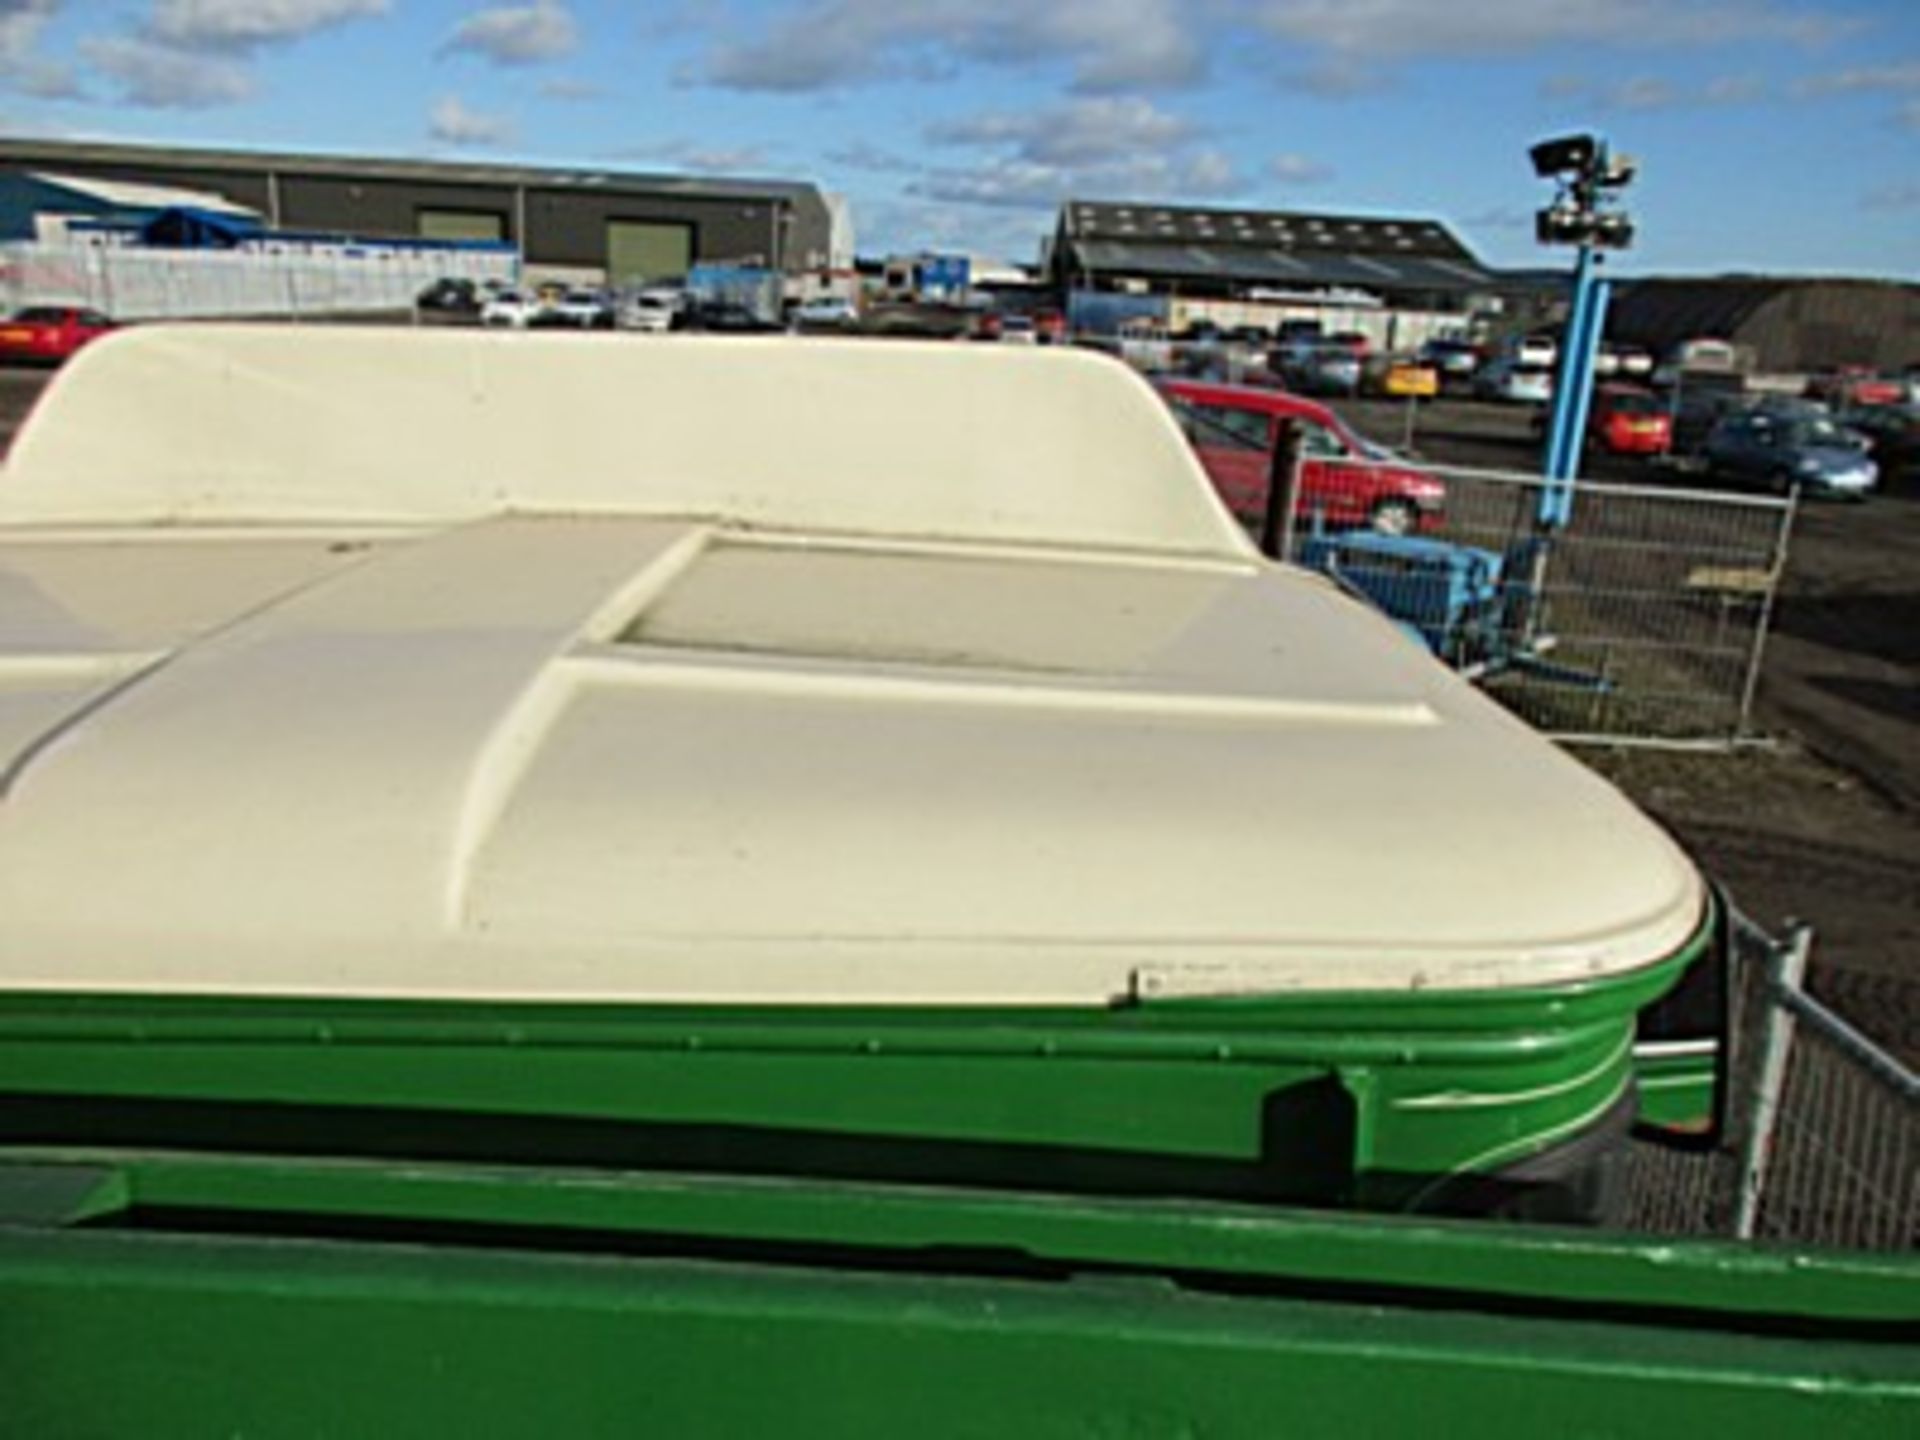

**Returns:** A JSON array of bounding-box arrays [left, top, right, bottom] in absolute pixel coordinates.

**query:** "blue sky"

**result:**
[[1, 1, 1914, 276]]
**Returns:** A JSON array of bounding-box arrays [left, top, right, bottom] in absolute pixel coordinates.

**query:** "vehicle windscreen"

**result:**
[[1793, 419, 1859, 449], [11, 307, 68, 323], [1607, 392, 1662, 415]]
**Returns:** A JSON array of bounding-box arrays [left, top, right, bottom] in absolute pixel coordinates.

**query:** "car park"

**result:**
[[0, 305, 115, 365], [1159, 377, 1445, 535], [1703, 411, 1878, 497], [1474, 356, 1553, 405]]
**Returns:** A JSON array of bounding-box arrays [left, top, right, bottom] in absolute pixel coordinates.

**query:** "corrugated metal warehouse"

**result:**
[[0, 137, 842, 283], [1607, 277, 1920, 373], [1047, 200, 1496, 308]]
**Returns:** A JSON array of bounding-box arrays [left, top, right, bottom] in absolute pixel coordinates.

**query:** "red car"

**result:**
[[0, 306, 116, 365], [1158, 378, 1445, 535], [1588, 385, 1673, 455]]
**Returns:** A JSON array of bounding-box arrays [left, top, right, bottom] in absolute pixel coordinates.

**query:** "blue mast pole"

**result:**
[[1539, 240, 1610, 527]]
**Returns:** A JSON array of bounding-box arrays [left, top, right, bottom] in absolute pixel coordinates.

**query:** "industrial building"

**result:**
[[0, 137, 845, 285], [1044, 199, 1497, 349], [1606, 276, 1920, 374]]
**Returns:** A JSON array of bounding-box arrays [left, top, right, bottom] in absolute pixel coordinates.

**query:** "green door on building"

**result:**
[[607, 221, 694, 286], [417, 210, 506, 242]]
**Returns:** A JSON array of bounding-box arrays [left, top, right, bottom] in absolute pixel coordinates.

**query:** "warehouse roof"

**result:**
[[0, 136, 821, 206], [1053, 201, 1494, 292]]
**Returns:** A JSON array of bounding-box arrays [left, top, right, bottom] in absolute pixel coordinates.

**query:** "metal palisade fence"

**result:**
[[0, 241, 517, 321], [1627, 912, 1919, 1251], [1276, 460, 1796, 746]]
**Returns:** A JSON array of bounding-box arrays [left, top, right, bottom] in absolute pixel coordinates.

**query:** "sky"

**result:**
[[0, 1, 1914, 277]]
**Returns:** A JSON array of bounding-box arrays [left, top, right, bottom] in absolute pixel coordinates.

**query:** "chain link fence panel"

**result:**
[[1273, 460, 1796, 745]]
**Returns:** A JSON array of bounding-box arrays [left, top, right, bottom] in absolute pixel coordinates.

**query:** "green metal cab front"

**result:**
[[0, 924, 1717, 1214]]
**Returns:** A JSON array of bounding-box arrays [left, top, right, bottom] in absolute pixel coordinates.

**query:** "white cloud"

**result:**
[[443, 3, 578, 66], [1861, 180, 1920, 211], [911, 147, 1246, 210], [1611, 75, 1678, 110], [81, 33, 252, 107], [0, 0, 80, 98], [1248, 0, 1845, 60], [1251, 1, 1850, 95], [1542, 71, 1771, 111], [1703, 73, 1766, 104], [537, 75, 600, 100], [615, 138, 773, 173], [926, 97, 1196, 166], [1793, 62, 1920, 98], [912, 96, 1239, 210], [1267, 151, 1332, 183], [146, 0, 389, 53], [428, 93, 514, 145], [825, 140, 918, 173], [76, 0, 387, 108], [695, 0, 1202, 94]]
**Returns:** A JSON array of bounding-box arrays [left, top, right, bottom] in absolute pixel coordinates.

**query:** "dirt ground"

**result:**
[[2, 358, 1914, 1057]]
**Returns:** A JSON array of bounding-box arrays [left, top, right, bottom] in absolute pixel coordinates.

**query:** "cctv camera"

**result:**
[[1530, 134, 1598, 178]]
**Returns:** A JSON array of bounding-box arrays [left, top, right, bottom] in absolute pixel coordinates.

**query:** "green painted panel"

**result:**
[[0, 928, 1711, 1208], [1, 1226, 1913, 1438]]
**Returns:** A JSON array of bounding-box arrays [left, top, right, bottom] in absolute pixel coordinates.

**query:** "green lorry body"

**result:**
[[2, 1149, 1913, 1438]]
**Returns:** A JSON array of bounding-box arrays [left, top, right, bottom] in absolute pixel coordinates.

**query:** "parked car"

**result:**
[[1366, 358, 1440, 400], [1158, 378, 1445, 535], [1474, 357, 1554, 405], [1324, 330, 1371, 360], [1275, 338, 1362, 396], [1834, 402, 1920, 476], [479, 290, 541, 328], [533, 290, 615, 329], [0, 305, 116, 365], [619, 286, 684, 332], [1805, 366, 1905, 409], [1418, 337, 1482, 386], [415, 278, 482, 316], [1611, 344, 1655, 380], [1703, 412, 1878, 498], [674, 300, 782, 333], [997, 315, 1038, 345], [1587, 385, 1672, 456], [791, 296, 859, 331], [1509, 334, 1558, 369]]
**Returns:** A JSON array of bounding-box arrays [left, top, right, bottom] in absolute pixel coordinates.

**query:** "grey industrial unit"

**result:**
[[1047, 200, 1496, 310], [0, 137, 836, 282]]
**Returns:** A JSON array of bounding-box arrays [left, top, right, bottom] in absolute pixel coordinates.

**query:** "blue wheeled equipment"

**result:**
[[1297, 529, 1607, 690]]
